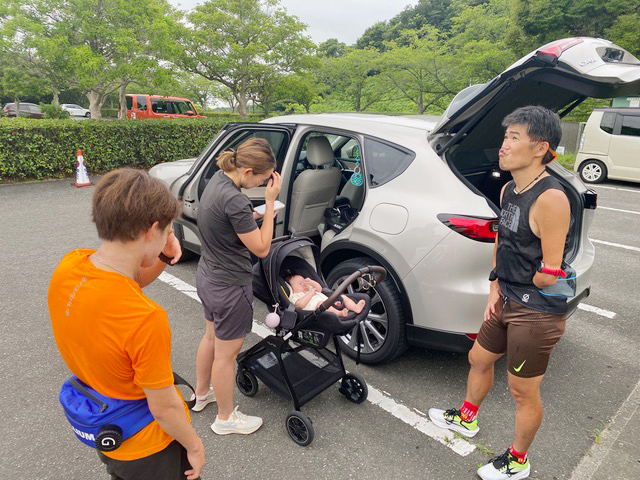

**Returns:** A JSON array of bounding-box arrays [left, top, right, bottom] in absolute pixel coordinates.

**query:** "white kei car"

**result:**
[[150, 37, 640, 364]]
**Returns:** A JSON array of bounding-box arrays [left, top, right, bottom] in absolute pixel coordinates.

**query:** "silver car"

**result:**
[[150, 37, 640, 364]]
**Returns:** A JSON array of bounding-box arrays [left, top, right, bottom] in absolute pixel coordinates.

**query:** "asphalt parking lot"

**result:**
[[1, 176, 639, 479]]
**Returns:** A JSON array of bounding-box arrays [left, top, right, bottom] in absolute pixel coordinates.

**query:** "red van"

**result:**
[[123, 94, 206, 119]]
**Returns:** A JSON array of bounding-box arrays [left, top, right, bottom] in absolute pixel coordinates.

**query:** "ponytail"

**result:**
[[216, 138, 276, 174]]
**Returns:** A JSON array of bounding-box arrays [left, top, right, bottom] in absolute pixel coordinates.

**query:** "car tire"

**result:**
[[85, 112, 91, 118], [173, 223, 196, 262], [326, 257, 407, 364], [579, 160, 607, 184]]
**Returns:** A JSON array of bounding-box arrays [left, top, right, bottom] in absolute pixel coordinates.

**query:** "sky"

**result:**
[[168, 0, 420, 46]]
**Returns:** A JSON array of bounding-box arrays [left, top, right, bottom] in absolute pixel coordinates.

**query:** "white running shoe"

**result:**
[[190, 387, 216, 412], [477, 449, 530, 480], [428, 407, 479, 438], [211, 406, 263, 435]]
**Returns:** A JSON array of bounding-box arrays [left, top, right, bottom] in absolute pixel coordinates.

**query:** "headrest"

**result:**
[[306, 137, 335, 167]]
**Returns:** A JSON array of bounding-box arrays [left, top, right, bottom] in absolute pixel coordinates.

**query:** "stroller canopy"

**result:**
[[252, 236, 324, 307]]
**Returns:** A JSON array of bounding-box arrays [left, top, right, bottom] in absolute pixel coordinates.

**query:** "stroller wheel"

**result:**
[[339, 373, 368, 404], [285, 411, 314, 446], [236, 369, 259, 397]]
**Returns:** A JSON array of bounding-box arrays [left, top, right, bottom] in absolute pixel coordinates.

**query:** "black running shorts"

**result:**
[[477, 295, 567, 378]]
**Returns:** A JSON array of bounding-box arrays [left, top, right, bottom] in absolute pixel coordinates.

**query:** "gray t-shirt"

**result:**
[[197, 170, 258, 285]]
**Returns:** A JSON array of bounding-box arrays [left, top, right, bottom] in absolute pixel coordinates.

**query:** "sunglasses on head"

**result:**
[[530, 140, 558, 162]]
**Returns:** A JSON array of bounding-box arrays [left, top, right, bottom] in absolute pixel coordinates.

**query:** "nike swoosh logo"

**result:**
[[513, 360, 526, 373]]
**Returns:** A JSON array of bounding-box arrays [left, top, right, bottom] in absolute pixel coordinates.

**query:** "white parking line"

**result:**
[[592, 239, 640, 253], [598, 206, 640, 216], [592, 185, 640, 194], [158, 271, 476, 456], [577, 304, 616, 319], [570, 378, 640, 479]]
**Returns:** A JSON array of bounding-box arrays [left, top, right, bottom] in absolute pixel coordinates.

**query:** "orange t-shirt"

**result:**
[[48, 249, 189, 461]]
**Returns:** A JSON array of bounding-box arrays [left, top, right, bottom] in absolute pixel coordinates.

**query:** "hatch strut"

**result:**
[[558, 96, 586, 119], [435, 79, 514, 155]]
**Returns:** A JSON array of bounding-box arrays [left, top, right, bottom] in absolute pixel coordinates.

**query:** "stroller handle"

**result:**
[[317, 266, 387, 313]]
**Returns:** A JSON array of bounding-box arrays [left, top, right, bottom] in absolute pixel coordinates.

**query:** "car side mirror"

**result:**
[[186, 110, 194, 115], [346, 145, 360, 159]]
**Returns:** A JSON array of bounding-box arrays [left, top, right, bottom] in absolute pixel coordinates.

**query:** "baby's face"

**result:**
[[288, 275, 306, 292]]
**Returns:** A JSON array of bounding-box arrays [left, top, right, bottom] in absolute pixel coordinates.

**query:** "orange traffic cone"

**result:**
[[74, 149, 93, 187]]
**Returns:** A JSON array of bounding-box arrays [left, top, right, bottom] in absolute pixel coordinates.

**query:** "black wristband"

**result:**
[[488, 268, 498, 281], [159, 252, 174, 265]]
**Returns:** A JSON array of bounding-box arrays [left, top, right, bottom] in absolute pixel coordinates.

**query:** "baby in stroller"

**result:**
[[285, 274, 366, 317]]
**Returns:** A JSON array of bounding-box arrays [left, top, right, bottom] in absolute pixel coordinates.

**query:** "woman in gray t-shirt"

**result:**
[[193, 137, 282, 435]]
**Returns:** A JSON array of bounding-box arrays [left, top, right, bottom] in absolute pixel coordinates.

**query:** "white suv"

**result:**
[[150, 37, 640, 364]]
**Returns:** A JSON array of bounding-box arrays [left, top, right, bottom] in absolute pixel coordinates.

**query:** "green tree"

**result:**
[[322, 48, 384, 111], [274, 72, 320, 113], [357, 0, 459, 51], [605, 13, 640, 56], [507, 0, 638, 55], [177, 0, 315, 118], [3, 0, 179, 119], [447, 0, 516, 83], [381, 27, 459, 114], [317, 38, 348, 58]]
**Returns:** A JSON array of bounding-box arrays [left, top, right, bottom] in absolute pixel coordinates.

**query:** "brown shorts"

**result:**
[[196, 266, 254, 341], [477, 295, 567, 378]]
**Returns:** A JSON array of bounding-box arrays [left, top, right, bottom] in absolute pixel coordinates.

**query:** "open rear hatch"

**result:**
[[429, 37, 640, 259]]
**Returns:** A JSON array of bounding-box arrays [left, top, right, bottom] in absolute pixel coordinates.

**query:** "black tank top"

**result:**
[[496, 175, 568, 315]]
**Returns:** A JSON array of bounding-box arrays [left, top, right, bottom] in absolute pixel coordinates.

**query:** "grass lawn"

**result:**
[[556, 153, 575, 170]]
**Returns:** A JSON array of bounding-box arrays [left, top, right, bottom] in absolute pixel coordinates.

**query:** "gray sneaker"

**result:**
[[211, 406, 263, 435], [190, 387, 216, 412]]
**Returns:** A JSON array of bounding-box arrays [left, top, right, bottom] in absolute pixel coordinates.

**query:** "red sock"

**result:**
[[459, 401, 478, 422], [509, 445, 527, 464]]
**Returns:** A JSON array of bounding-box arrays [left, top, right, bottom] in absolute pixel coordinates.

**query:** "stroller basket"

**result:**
[[245, 342, 342, 407]]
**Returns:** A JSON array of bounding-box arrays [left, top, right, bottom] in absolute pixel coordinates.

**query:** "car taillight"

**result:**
[[583, 189, 597, 209], [536, 38, 584, 64], [437, 214, 498, 243], [465, 333, 478, 340]]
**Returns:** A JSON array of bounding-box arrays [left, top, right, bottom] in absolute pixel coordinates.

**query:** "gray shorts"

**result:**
[[196, 266, 254, 341]]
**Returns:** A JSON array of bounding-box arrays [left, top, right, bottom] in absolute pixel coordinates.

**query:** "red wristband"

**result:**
[[538, 262, 566, 278]]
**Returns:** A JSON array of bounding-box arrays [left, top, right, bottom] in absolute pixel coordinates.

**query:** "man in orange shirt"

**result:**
[[49, 168, 205, 480]]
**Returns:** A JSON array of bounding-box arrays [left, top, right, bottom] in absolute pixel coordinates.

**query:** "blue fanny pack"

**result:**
[[538, 263, 577, 299], [59, 373, 195, 452]]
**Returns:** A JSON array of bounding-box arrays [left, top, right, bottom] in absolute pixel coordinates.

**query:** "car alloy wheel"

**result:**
[[579, 160, 607, 184], [326, 257, 407, 364]]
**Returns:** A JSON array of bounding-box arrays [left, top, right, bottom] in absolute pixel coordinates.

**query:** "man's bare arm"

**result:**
[[530, 188, 570, 288]]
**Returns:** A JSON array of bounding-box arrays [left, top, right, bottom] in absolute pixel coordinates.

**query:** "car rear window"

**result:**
[[126, 96, 133, 110], [363, 137, 415, 188], [620, 115, 640, 137], [599, 112, 615, 134]]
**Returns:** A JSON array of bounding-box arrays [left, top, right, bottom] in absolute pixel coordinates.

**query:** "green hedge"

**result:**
[[0, 117, 260, 182]]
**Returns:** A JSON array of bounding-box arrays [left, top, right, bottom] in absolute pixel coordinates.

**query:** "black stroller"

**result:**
[[236, 236, 386, 446]]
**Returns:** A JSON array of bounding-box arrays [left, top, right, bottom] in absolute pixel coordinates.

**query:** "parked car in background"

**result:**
[[122, 94, 205, 119], [575, 107, 640, 183], [150, 37, 639, 364], [60, 103, 91, 118], [2, 102, 44, 118]]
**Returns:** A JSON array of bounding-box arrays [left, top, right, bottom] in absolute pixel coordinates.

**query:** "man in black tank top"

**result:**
[[429, 106, 570, 480]]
